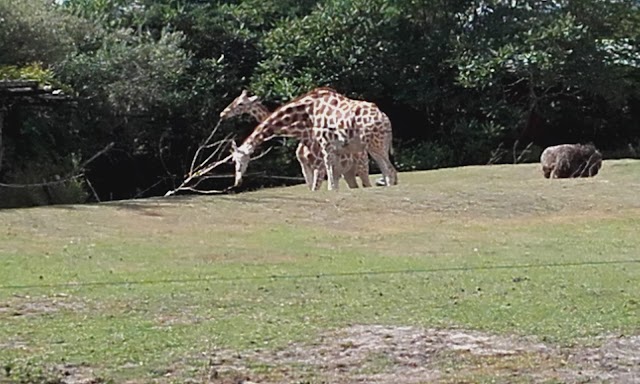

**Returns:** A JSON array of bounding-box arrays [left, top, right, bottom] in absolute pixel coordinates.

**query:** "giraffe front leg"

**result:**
[[311, 167, 325, 191], [295, 143, 314, 189], [300, 161, 315, 190]]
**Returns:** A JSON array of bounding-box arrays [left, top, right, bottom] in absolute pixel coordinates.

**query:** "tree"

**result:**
[[0, 0, 91, 66], [452, 0, 640, 150]]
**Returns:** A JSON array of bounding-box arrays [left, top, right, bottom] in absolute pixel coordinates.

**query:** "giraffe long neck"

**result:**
[[248, 103, 270, 122], [240, 102, 312, 155]]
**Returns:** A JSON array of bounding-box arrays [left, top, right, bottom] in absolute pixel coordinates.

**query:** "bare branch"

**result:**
[[78, 142, 115, 170], [84, 176, 101, 203], [189, 120, 223, 176], [250, 146, 274, 161], [164, 153, 233, 197], [514, 142, 534, 164], [487, 142, 506, 165], [162, 115, 242, 196], [179, 186, 229, 195], [187, 133, 234, 178]]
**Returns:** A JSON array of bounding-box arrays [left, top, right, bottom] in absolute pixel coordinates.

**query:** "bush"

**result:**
[[0, 164, 88, 209], [393, 140, 455, 172]]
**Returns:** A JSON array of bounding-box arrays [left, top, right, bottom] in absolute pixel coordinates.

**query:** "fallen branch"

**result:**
[[164, 120, 236, 197]]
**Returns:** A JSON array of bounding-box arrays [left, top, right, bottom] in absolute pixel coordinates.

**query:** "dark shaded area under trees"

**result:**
[[0, 0, 638, 208]]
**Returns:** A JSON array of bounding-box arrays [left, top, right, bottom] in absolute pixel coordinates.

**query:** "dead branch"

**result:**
[[175, 186, 229, 195], [188, 121, 224, 177], [187, 132, 234, 178], [164, 119, 236, 197], [513, 141, 534, 164], [164, 152, 233, 197], [487, 142, 506, 165], [84, 176, 100, 202], [250, 146, 273, 161]]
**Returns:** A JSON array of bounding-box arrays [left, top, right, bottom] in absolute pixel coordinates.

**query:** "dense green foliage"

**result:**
[[0, 0, 638, 206]]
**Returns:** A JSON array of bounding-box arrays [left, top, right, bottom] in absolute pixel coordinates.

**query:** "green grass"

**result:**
[[1, 160, 639, 382]]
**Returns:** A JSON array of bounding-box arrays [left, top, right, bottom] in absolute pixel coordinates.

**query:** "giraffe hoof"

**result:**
[[375, 178, 387, 187]]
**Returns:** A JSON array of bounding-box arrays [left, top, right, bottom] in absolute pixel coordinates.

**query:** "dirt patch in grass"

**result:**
[[0, 293, 86, 318], [565, 335, 640, 383], [200, 325, 640, 384]]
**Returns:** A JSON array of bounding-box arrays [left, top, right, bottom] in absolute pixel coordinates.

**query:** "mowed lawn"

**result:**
[[1, 160, 639, 383]]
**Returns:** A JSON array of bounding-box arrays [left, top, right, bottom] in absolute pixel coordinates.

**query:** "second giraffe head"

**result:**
[[220, 90, 260, 120]]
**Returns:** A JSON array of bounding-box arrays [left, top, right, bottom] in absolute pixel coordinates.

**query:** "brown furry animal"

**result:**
[[540, 144, 602, 178]]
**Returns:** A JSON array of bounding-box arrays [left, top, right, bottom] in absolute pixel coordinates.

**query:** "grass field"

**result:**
[[1, 160, 639, 383]]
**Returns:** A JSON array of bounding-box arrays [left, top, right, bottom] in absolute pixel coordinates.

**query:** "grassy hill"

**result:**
[[1, 160, 639, 383]]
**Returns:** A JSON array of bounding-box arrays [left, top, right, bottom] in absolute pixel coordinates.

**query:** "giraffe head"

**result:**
[[220, 90, 260, 120], [230, 141, 251, 186]]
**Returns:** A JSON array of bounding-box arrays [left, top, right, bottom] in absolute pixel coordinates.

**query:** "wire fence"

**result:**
[[1, 258, 638, 290]]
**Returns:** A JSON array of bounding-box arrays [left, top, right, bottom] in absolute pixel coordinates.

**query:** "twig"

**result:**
[[250, 146, 274, 161], [514, 142, 534, 164], [163, 115, 241, 197], [134, 178, 170, 199], [84, 175, 101, 202], [189, 121, 222, 176], [164, 154, 233, 197], [179, 186, 230, 195], [487, 142, 506, 165], [77, 142, 114, 170], [187, 134, 234, 178]]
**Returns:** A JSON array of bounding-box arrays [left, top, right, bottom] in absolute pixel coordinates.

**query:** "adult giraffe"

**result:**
[[219, 90, 371, 190], [230, 87, 397, 190]]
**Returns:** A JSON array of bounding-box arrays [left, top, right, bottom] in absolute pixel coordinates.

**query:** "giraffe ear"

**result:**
[[247, 95, 259, 103], [240, 89, 248, 96], [231, 141, 238, 151]]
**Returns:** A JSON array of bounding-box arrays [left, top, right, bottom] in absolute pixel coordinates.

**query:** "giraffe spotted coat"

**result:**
[[219, 90, 371, 189], [229, 87, 397, 191]]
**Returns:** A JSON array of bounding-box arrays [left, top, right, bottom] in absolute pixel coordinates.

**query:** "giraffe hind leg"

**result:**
[[369, 150, 397, 187]]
